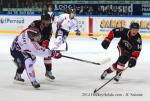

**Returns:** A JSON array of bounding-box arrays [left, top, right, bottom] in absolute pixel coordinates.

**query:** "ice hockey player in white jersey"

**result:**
[[10, 27, 58, 88], [52, 9, 80, 50]]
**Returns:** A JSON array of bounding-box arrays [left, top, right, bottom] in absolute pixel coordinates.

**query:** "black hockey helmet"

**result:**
[[68, 9, 76, 14], [130, 22, 139, 29], [41, 13, 51, 21]]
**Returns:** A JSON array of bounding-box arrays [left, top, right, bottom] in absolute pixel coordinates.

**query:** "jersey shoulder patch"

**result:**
[[135, 33, 142, 43], [137, 37, 142, 43]]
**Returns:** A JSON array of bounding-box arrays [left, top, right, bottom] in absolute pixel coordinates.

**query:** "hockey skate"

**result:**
[[101, 70, 108, 80], [14, 73, 25, 82], [31, 80, 40, 88], [45, 71, 55, 80], [114, 71, 122, 82]]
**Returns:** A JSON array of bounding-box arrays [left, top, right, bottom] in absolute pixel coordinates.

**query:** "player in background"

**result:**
[[42, 4, 55, 23], [10, 27, 58, 88], [28, 13, 62, 80], [43, 4, 56, 32], [100, 22, 142, 82], [52, 9, 80, 50], [47, 4, 55, 23]]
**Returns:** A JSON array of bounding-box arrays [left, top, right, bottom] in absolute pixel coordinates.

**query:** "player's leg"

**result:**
[[10, 49, 25, 82], [14, 59, 25, 82], [101, 45, 122, 80], [24, 57, 40, 88], [113, 46, 131, 81], [44, 56, 55, 80], [53, 29, 68, 50], [113, 55, 130, 81], [41, 39, 55, 80], [101, 46, 130, 80], [44, 29, 66, 80], [101, 62, 117, 80], [53, 30, 64, 49]]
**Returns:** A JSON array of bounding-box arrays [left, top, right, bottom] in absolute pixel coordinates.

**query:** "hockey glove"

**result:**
[[128, 58, 136, 68], [101, 38, 111, 49], [75, 30, 81, 36], [51, 50, 62, 59]]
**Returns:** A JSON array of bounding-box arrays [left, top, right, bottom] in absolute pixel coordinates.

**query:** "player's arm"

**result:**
[[28, 41, 61, 58], [56, 14, 65, 29], [101, 28, 124, 49], [25, 31, 51, 57], [73, 19, 80, 36], [70, 18, 80, 35], [28, 41, 51, 57], [128, 38, 142, 68], [41, 25, 53, 48]]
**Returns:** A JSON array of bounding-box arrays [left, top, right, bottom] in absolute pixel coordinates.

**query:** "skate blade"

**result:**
[[45, 76, 55, 82]]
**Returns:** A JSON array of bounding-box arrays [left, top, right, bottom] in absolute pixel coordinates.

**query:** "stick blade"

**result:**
[[93, 88, 98, 93]]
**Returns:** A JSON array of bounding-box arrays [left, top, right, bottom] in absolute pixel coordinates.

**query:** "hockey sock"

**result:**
[[16, 66, 25, 74], [44, 57, 52, 71], [25, 58, 36, 82]]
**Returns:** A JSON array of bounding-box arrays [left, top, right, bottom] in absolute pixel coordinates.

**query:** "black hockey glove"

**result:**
[[101, 38, 111, 49], [128, 58, 136, 68], [75, 30, 81, 36]]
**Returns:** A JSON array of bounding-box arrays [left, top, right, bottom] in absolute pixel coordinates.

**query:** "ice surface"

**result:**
[[0, 34, 149, 101]]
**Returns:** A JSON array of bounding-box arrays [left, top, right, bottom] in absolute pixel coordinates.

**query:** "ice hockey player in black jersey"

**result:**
[[28, 13, 62, 80], [100, 22, 142, 82]]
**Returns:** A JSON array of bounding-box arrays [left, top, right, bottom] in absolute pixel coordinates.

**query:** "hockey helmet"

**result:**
[[41, 13, 51, 21], [68, 9, 76, 14], [130, 22, 139, 29]]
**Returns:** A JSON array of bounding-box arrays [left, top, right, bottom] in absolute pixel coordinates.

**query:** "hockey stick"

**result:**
[[90, 37, 98, 40], [93, 67, 129, 93], [65, 41, 68, 51], [62, 55, 111, 65]]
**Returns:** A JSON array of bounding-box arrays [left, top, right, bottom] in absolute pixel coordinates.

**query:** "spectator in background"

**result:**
[[32, 2, 38, 9], [97, 6, 103, 15], [0, 1, 135, 16], [118, 6, 124, 15], [75, 5, 80, 14], [79, 5, 84, 14], [84, 5, 89, 15], [63, 8, 68, 13], [0, 1, 2, 13], [88, 6, 93, 15], [106, 5, 113, 15], [124, 6, 129, 15], [112, 6, 118, 15]]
